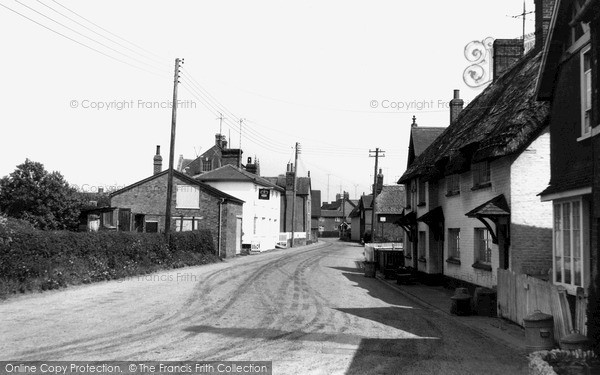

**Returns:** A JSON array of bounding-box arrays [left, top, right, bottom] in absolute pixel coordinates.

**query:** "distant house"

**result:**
[[319, 192, 356, 237], [194, 164, 283, 252], [265, 164, 313, 246], [398, 28, 552, 287], [310, 190, 322, 242], [351, 195, 373, 242], [110, 150, 244, 258], [537, 0, 599, 296], [178, 133, 249, 176], [374, 185, 406, 243]]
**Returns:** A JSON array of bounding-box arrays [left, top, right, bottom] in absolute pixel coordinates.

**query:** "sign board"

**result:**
[[258, 188, 270, 200]]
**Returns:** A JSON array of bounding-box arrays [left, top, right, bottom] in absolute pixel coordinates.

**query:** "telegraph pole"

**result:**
[[291, 142, 301, 248], [216, 112, 226, 135], [165, 57, 184, 237], [369, 148, 385, 242]]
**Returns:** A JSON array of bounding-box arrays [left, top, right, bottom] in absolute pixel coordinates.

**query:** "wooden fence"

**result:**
[[497, 269, 587, 342]]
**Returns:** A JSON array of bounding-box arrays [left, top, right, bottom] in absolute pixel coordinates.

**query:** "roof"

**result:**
[[417, 206, 444, 224], [539, 168, 593, 197], [465, 195, 511, 217], [321, 209, 345, 218], [375, 185, 406, 214], [409, 126, 446, 165], [399, 49, 550, 184], [264, 176, 312, 195], [348, 205, 361, 218], [110, 169, 244, 204], [195, 164, 284, 192]]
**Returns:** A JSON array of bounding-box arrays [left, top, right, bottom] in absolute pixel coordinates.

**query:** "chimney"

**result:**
[[411, 115, 418, 128], [215, 133, 227, 149], [286, 163, 295, 190], [449, 89, 464, 124], [493, 39, 524, 81], [376, 169, 384, 195], [221, 148, 242, 167], [246, 157, 260, 175], [535, 0, 556, 50], [153, 145, 162, 175], [98, 187, 104, 194]]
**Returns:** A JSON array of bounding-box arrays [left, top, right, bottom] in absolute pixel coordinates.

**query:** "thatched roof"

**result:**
[[398, 49, 550, 184]]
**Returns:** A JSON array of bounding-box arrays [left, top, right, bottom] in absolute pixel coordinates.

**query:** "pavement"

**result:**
[[374, 271, 528, 354]]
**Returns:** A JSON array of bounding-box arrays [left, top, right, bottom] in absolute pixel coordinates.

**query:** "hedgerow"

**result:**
[[0, 216, 218, 298]]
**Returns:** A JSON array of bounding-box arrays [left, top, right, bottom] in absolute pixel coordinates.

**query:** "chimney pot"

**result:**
[[492, 39, 524, 82], [411, 115, 418, 128]]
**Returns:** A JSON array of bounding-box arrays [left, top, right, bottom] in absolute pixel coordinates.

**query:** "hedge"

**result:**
[[0, 217, 218, 298]]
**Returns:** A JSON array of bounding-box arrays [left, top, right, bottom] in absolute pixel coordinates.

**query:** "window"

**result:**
[[146, 221, 158, 233], [176, 185, 200, 208], [475, 228, 492, 265], [202, 159, 212, 172], [175, 217, 200, 231], [553, 199, 588, 289], [448, 228, 460, 259], [418, 231, 426, 259], [472, 161, 491, 188], [446, 174, 460, 195], [418, 179, 426, 205], [102, 211, 115, 227], [582, 47, 592, 136]]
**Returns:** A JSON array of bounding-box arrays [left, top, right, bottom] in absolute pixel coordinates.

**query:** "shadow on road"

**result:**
[[339, 271, 420, 307]]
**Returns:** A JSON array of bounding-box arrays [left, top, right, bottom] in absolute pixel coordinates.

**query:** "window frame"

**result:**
[[202, 159, 212, 172], [417, 178, 426, 205], [446, 174, 460, 196], [418, 231, 426, 260], [447, 228, 461, 260], [581, 45, 592, 137], [472, 161, 491, 188], [474, 227, 492, 265], [553, 197, 589, 293]]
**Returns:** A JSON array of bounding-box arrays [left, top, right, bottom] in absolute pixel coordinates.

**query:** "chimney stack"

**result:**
[[493, 39, 524, 81], [153, 145, 162, 175], [221, 148, 242, 168], [449, 89, 464, 124], [286, 163, 295, 190], [411, 115, 418, 128], [535, 0, 556, 50], [376, 168, 384, 195], [215, 133, 227, 149]]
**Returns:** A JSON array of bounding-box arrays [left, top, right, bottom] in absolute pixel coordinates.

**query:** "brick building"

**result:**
[[177, 133, 250, 176], [398, 8, 553, 288], [110, 147, 244, 258]]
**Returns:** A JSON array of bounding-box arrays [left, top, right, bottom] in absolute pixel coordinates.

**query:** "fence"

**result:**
[[497, 269, 587, 342]]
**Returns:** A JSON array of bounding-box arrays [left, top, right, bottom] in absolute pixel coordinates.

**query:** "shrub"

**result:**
[[0, 226, 219, 298], [529, 349, 600, 375]]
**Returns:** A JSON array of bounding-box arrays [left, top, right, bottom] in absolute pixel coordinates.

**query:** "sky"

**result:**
[[0, 0, 536, 203]]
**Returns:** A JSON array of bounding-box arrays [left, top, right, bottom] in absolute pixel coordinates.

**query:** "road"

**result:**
[[0, 239, 527, 374]]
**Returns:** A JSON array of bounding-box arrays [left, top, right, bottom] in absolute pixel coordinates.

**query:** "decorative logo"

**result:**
[[258, 188, 270, 200], [463, 37, 495, 88]]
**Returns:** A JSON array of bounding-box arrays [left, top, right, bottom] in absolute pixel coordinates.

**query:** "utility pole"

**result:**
[[291, 142, 301, 248], [238, 118, 244, 167], [327, 174, 331, 203], [164, 57, 184, 237], [369, 148, 385, 242]]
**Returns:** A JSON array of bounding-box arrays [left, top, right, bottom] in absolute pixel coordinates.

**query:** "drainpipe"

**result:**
[[218, 199, 225, 258]]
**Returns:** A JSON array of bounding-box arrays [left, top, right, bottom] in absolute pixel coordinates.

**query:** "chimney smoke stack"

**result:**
[[450, 89, 464, 124], [153, 145, 162, 175]]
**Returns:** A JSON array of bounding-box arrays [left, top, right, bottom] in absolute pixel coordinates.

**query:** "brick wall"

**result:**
[[509, 128, 552, 276], [110, 173, 242, 258]]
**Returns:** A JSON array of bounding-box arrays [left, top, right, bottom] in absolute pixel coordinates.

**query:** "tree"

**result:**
[[0, 159, 82, 230]]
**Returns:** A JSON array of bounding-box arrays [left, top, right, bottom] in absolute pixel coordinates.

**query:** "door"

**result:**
[[118, 209, 131, 231], [134, 214, 145, 232], [235, 217, 242, 255]]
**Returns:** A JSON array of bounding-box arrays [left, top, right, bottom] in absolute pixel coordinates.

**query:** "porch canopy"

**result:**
[[465, 194, 510, 245], [395, 209, 417, 241], [417, 206, 444, 241]]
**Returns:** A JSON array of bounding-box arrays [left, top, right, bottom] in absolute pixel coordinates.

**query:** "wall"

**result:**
[[110, 173, 241, 258], [438, 157, 512, 289], [201, 180, 281, 251], [351, 216, 360, 241], [509, 128, 553, 276]]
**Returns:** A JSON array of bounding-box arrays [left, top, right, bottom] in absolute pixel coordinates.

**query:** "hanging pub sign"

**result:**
[[258, 188, 270, 200]]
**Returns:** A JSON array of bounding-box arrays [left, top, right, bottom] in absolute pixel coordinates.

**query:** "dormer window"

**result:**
[[581, 46, 592, 136]]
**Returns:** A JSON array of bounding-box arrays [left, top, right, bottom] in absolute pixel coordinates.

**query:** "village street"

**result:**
[[0, 239, 527, 374]]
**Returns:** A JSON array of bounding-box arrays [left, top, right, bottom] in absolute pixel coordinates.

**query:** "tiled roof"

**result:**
[[539, 168, 593, 197], [465, 195, 510, 217], [399, 49, 550, 184], [321, 209, 345, 218], [411, 127, 446, 157], [109, 170, 244, 204], [375, 185, 406, 214], [194, 164, 284, 191]]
